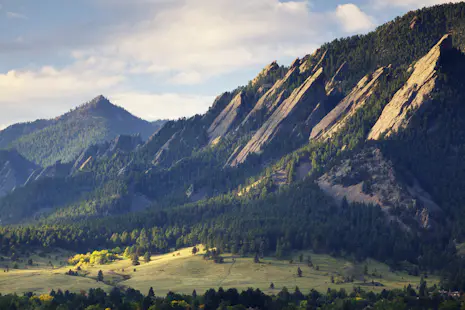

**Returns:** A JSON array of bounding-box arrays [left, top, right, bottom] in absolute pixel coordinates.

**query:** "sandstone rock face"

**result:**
[[230, 68, 326, 166], [207, 92, 244, 144], [368, 34, 452, 140], [311, 66, 388, 140], [240, 61, 301, 131]]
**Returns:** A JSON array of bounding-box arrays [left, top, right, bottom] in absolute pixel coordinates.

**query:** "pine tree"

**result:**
[[254, 253, 260, 264], [144, 251, 151, 263], [97, 270, 103, 282], [148, 287, 155, 298], [132, 254, 140, 266], [297, 267, 302, 277]]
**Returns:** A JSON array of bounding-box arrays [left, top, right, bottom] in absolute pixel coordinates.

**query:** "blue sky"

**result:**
[[0, 0, 460, 128]]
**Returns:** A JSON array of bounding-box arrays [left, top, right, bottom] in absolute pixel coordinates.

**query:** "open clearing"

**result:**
[[0, 246, 436, 295]]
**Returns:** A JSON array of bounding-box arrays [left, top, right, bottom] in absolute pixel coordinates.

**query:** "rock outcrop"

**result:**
[[317, 147, 440, 229], [311, 66, 388, 140], [207, 92, 245, 144], [239, 61, 300, 131], [368, 34, 452, 140], [0, 150, 37, 197], [230, 67, 326, 166]]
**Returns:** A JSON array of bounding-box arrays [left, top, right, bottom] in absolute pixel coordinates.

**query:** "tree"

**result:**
[[331, 275, 335, 283], [297, 267, 302, 277], [270, 282, 275, 289], [132, 254, 140, 266], [364, 264, 369, 275], [192, 246, 198, 255], [254, 253, 260, 264], [192, 289, 197, 299], [148, 287, 155, 298], [144, 251, 151, 263], [27, 259, 33, 266], [97, 270, 103, 282], [419, 276, 427, 297]]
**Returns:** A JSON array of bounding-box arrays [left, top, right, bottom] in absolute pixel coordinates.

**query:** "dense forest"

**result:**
[[0, 284, 463, 310]]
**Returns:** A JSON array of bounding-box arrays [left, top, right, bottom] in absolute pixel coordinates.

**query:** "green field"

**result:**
[[0, 246, 435, 296]]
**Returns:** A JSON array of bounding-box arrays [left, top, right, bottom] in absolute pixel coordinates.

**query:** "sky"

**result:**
[[0, 0, 461, 129]]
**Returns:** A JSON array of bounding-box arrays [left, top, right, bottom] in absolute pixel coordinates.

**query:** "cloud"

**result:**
[[109, 92, 215, 120], [6, 11, 27, 19], [69, 0, 330, 84], [335, 3, 375, 33]]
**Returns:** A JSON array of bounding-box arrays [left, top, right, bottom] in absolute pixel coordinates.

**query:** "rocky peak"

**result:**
[[368, 34, 452, 140], [312, 66, 389, 140], [251, 61, 280, 87], [230, 67, 327, 166]]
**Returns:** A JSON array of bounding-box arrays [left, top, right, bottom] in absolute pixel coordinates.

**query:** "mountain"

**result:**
[[0, 95, 166, 167], [2, 2, 465, 289]]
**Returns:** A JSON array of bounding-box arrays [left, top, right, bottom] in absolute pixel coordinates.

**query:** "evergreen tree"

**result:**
[[132, 254, 140, 266], [97, 270, 103, 282], [148, 287, 155, 298], [144, 251, 151, 263], [297, 267, 302, 277]]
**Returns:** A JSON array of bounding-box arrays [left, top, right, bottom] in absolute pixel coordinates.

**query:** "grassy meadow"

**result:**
[[0, 246, 435, 296]]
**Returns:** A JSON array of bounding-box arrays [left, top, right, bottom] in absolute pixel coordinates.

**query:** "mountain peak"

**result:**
[[85, 95, 113, 110]]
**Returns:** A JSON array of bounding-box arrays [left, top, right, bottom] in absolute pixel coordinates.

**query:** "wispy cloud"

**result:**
[[7, 11, 28, 19]]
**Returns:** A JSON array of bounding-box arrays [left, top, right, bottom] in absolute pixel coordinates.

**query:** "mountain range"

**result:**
[[2, 2, 465, 289]]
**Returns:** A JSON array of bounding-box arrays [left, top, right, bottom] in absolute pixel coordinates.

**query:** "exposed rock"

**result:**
[[0, 150, 37, 197], [207, 92, 245, 144], [230, 68, 326, 166], [153, 131, 179, 164], [71, 134, 143, 174], [29, 161, 72, 183], [251, 61, 280, 87], [317, 147, 440, 229], [368, 34, 452, 140], [239, 67, 298, 131], [311, 66, 388, 140], [325, 62, 347, 96], [410, 16, 419, 30]]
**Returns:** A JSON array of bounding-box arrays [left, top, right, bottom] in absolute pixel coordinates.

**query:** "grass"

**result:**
[[0, 246, 437, 296]]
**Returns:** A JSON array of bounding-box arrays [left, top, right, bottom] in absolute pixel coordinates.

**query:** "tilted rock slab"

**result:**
[[368, 34, 452, 140], [207, 92, 244, 144], [311, 66, 389, 140], [230, 68, 326, 167]]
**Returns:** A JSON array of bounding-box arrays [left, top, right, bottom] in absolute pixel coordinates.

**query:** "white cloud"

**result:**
[[70, 0, 328, 83], [109, 92, 215, 120], [6, 11, 27, 19], [335, 3, 375, 33]]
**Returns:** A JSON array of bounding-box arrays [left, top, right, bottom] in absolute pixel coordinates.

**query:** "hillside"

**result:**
[[0, 95, 166, 167], [1, 2, 465, 293]]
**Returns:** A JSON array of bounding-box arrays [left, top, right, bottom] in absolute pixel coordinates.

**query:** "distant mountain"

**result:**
[[0, 95, 166, 167]]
